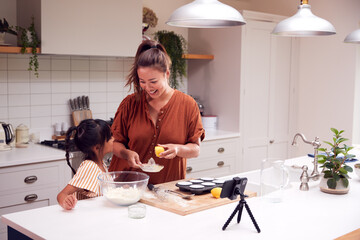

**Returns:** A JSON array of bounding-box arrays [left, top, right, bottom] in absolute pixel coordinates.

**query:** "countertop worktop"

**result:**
[[2, 156, 359, 240], [203, 129, 240, 141], [0, 144, 65, 168], [0, 129, 239, 168]]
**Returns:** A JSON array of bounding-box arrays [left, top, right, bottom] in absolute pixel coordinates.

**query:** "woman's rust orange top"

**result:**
[[109, 90, 205, 184]]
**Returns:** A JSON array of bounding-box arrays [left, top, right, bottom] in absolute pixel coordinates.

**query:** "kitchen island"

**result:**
[[2, 156, 360, 240]]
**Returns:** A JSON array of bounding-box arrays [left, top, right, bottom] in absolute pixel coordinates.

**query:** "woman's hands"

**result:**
[[122, 149, 142, 168], [157, 141, 200, 159]]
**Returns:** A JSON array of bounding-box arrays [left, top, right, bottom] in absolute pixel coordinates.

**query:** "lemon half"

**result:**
[[211, 187, 222, 199], [155, 146, 165, 157]]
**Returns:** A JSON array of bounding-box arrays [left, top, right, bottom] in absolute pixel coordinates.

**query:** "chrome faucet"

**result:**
[[292, 133, 321, 181]]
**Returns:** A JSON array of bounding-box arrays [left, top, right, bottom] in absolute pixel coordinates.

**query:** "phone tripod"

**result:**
[[222, 193, 261, 233]]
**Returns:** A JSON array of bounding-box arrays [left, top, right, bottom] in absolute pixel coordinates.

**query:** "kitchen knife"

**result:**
[[82, 96, 87, 110], [69, 99, 75, 112], [85, 96, 90, 110], [77, 96, 82, 110], [73, 98, 78, 110]]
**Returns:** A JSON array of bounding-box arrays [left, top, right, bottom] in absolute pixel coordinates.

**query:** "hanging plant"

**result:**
[[16, 17, 40, 78], [154, 30, 187, 89]]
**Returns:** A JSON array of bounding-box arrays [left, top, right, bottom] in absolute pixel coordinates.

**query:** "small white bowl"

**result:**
[[354, 163, 360, 178], [189, 184, 205, 189], [201, 182, 216, 186], [213, 179, 225, 184], [200, 177, 215, 181], [177, 181, 192, 186], [190, 179, 204, 184]]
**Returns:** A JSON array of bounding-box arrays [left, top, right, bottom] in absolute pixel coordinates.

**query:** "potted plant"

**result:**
[[154, 30, 187, 89], [0, 18, 17, 44], [317, 128, 354, 194], [16, 17, 40, 77]]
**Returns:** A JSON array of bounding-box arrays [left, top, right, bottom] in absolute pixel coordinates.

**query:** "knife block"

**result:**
[[72, 110, 93, 126]]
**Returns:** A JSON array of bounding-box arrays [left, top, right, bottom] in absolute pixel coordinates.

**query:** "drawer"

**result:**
[[186, 156, 235, 177], [0, 164, 60, 194], [198, 138, 238, 159], [0, 186, 58, 208], [0, 187, 57, 237], [186, 165, 233, 179]]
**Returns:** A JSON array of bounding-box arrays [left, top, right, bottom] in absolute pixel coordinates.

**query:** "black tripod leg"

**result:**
[[244, 202, 261, 233], [237, 201, 244, 223], [222, 203, 240, 231]]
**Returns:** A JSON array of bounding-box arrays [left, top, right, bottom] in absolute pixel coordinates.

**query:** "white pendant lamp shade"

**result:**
[[272, 2, 336, 37], [344, 29, 360, 43], [166, 0, 246, 28]]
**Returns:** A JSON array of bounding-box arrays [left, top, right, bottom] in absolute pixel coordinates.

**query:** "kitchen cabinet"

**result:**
[[186, 137, 239, 178], [17, 0, 142, 57], [0, 160, 71, 239], [188, 10, 298, 173]]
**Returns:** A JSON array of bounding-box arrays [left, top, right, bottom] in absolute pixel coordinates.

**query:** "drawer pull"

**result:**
[[24, 194, 38, 202], [186, 166, 193, 173], [217, 147, 225, 153], [269, 139, 275, 144], [217, 161, 225, 167], [24, 175, 38, 184]]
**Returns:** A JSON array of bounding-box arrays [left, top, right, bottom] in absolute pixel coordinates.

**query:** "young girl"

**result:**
[[57, 119, 114, 210]]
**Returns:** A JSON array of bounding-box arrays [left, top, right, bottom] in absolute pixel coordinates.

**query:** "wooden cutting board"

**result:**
[[140, 179, 257, 216]]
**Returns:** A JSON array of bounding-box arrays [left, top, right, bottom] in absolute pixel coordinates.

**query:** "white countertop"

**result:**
[[0, 143, 65, 168], [203, 129, 240, 141], [2, 157, 359, 240]]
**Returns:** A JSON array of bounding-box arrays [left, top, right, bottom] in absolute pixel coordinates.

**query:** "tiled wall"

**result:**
[[0, 53, 134, 140]]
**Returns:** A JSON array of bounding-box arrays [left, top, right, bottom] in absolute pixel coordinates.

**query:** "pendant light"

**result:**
[[344, 29, 360, 43], [166, 0, 246, 28], [272, 0, 336, 37]]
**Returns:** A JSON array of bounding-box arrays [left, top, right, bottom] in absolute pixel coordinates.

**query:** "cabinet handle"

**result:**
[[217, 147, 225, 153], [217, 161, 225, 167], [269, 139, 275, 144], [186, 166, 193, 173], [24, 194, 38, 202], [24, 175, 38, 184]]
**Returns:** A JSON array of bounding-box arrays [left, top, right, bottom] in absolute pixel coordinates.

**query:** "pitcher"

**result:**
[[260, 158, 290, 203]]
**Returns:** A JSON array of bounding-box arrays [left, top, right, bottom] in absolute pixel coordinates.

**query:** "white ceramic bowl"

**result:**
[[98, 171, 149, 206]]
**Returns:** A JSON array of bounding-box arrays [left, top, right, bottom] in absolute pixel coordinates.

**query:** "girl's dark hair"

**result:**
[[126, 39, 172, 96], [65, 119, 112, 174]]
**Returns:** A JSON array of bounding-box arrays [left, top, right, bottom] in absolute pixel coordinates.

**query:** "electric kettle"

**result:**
[[1, 122, 15, 144]]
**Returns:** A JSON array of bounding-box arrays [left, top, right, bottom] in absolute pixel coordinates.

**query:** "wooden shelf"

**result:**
[[182, 54, 214, 60], [0, 46, 41, 54]]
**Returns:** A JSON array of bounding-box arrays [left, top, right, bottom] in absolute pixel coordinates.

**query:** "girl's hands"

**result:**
[[61, 194, 77, 210]]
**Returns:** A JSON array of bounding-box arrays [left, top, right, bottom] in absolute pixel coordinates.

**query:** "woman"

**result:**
[[109, 40, 205, 184]]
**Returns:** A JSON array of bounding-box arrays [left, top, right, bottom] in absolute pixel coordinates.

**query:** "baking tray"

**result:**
[[175, 177, 225, 195]]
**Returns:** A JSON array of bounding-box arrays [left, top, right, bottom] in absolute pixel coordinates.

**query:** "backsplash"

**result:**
[[0, 53, 133, 140]]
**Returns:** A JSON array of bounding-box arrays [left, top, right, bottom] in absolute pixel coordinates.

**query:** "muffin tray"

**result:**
[[175, 177, 225, 195]]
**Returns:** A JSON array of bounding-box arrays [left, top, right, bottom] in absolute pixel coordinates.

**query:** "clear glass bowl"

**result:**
[[98, 171, 149, 206]]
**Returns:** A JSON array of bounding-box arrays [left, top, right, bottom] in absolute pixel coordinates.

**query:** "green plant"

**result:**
[[0, 18, 17, 35], [317, 128, 354, 189], [16, 17, 40, 77], [154, 30, 187, 89]]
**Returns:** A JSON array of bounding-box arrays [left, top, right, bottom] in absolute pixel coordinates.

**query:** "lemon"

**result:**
[[155, 146, 165, 157], [211, 187, 222, 199]]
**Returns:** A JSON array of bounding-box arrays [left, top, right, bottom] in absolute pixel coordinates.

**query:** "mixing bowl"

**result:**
[[98, 171, 149, 206]]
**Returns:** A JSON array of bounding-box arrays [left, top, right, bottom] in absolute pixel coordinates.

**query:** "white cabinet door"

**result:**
[[240, 20, 294, 172]]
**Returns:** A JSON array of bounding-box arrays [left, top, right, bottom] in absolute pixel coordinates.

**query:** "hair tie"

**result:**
[[150, 45, 157, 49], [77, 126, 85, 138]]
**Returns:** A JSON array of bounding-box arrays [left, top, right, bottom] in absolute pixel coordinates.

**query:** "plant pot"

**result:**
[[319, 174, 349, 194], [0, 32, 5, 44]]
